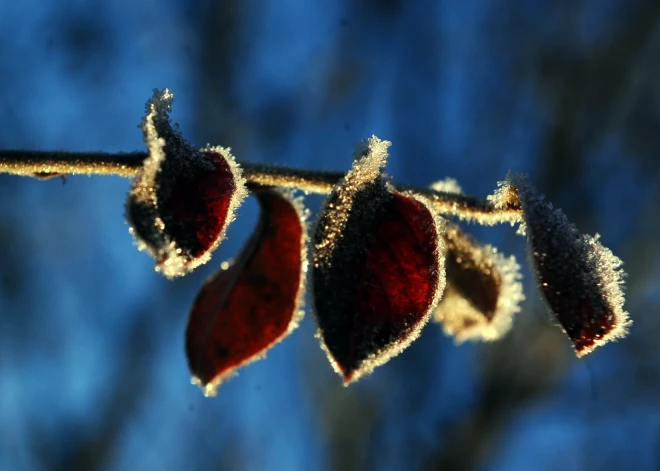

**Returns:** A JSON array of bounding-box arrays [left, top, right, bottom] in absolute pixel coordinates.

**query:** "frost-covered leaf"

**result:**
[[313, 136, 446, 384], [185, 189, 307, 396], [495, 173, 630, 356], [434, 224, 524, 343], [126, 89, 247, 278]]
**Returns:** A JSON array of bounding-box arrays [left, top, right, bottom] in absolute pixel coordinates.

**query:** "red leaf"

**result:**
[[126, 89, 247, 278], [313, 137, 446, 384], [185, 189, 306, 396], [493, 174, 630, 356]]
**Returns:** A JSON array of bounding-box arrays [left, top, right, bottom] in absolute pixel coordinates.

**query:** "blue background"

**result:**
[[1, 1, 659, 470]]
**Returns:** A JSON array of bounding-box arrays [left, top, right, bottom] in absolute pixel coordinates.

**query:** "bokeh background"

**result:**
[[1, 1, 660, 470]]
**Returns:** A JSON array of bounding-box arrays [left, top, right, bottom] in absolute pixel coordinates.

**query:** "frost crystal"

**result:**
[[429, 177, 463, 195]]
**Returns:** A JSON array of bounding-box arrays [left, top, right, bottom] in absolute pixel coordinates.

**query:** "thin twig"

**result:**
[[0, 150, 522, 225]]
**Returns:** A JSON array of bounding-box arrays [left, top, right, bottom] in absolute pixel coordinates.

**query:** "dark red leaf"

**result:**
[[313, 137, 445, 384], [126, 89, 246, 278], [433, 223, 524, 342], [186, 189, 306, 396], [494, 174, 630, 356]]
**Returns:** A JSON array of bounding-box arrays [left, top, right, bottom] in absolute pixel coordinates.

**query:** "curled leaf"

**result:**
[[313, 136, 446, 384], [434, 224, 524, 343], [185, 189, 307, 396], [126, 89, 247, 278], [494, 173, 630, 356]]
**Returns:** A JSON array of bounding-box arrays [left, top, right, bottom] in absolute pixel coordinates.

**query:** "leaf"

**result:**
[[434, 223, 524, 343], [185, 189, 307, 396], [494, 173, 631, 356], [313, 136, 446, 384], [125, 89, 247, 278]]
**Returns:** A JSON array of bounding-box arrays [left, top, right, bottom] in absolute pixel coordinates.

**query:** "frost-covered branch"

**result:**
[[0, 149, 522, 226]]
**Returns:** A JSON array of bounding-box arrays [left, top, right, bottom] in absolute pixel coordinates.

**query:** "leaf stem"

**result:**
[[0, 149, 521, 225]]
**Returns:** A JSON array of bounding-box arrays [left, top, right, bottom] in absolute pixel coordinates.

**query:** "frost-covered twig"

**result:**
[[0, 149, 522, 226]]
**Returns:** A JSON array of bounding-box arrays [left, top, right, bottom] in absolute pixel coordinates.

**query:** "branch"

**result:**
[[0, 149, 522, 225]]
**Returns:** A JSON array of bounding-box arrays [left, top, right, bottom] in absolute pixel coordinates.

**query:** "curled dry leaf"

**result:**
[[428, 181, 523, 342], [491, 173, 630, 356], [434, 223, 524, 343], [126, 89, 247, 278], [185, 189, 307, 396], [313, 136, 446, 385]]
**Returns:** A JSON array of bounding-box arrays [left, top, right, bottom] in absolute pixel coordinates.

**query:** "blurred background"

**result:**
[[1, 0, 659, 470]]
